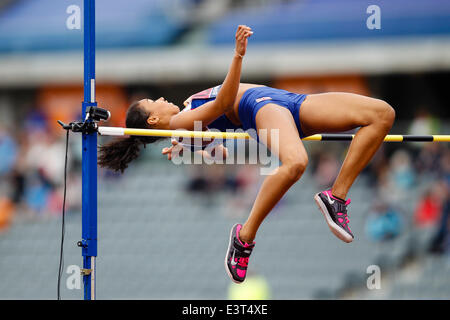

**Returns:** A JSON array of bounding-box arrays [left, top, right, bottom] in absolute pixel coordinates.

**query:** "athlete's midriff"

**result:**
[[225, 83, 266, 126]]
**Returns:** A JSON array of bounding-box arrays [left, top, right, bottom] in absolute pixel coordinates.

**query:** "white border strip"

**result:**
[[98, 127, 125, 136], [90, 79, 95, 103], [91, 256, 96, 300]]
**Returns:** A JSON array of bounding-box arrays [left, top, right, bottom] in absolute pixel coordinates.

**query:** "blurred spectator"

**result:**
[[0, 197, 14, 233], [186, 173, 210, 193], [363, 145, 389, 189], [375, 163, 398, 204], [389, 149, 416, 191], [23, 170, 51, 216], [427, 149, 450, 254], [365, 200, 403, 242], [24, 130, 66, 187], [408, 109, 441, 150], [9, 168, 26, 204], [414, 181, 447, 228], [415, 142, 447, 177], [439, 148, 450, 185], [0, 128, 18, 176], [185, 164, 243, 195], [374, 149, 417, 204], [429, 197, 450, 255], [0, 99, 82, 223], [313, 151, 340, 189], [23, 109, 48, 135]]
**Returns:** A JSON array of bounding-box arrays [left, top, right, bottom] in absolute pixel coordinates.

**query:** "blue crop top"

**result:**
[[183, 84, 242, 132], [176, 85, 240, 151]]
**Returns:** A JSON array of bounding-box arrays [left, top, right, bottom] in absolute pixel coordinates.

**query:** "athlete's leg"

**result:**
[[299, 92, 395, 200], [238, 104, 308, 243]]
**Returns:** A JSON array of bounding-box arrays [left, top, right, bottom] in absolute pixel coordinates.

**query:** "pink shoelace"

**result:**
[[237, 257, 249, 267], [337, 212, 351, 232]]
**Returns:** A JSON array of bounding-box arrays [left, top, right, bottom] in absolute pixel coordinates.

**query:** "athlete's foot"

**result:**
[[314, 190, 354, 243], [225, 224, 255, 283]]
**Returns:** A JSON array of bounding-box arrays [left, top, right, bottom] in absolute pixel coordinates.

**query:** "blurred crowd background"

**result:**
[[0, 0, 449, 300]]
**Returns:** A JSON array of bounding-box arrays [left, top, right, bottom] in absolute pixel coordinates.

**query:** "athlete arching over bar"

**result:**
[[98, 25, 395, 284]]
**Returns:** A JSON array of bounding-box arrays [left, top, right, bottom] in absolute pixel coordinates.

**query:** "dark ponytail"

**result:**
[[98, 101, 164, 173]]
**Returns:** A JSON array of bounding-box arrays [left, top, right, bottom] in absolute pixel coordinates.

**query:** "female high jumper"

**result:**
[[98, 25, 395, 284]]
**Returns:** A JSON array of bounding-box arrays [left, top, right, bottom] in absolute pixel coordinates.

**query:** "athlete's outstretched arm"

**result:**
[[169, 25, 253, 131], [215, 24, 251, 110]]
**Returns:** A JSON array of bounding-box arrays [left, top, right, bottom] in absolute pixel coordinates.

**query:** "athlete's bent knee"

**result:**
[[368, 99, 395, 129], [283, 157, 308, 182], [376, 101, 396, 129]]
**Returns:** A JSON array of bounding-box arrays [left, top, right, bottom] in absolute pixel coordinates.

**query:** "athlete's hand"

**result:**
[[200, 144, 229, 161], [235, 25, 253, 58], [161, 139, 183, 161]]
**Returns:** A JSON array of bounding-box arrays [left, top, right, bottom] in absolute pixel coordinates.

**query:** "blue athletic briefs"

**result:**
[[182, 85, 308, 144], [237, 86, 308, 139]]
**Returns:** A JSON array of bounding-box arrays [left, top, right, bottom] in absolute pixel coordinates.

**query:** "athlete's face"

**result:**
[[140, 97, 180, 129]]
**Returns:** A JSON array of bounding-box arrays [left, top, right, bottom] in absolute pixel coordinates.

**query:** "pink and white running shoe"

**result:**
[[314, 190, 354, 243], [224, 224, 255, 284]]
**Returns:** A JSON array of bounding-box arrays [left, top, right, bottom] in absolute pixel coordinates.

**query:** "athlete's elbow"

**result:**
[[216, 99, 234, 113], [215, 92, 236, 111]]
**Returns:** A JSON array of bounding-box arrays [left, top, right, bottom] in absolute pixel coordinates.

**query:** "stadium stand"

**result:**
[[208, 0, 450, 44], [0, 0, 187, 52], [0, 154, 446, 299]]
